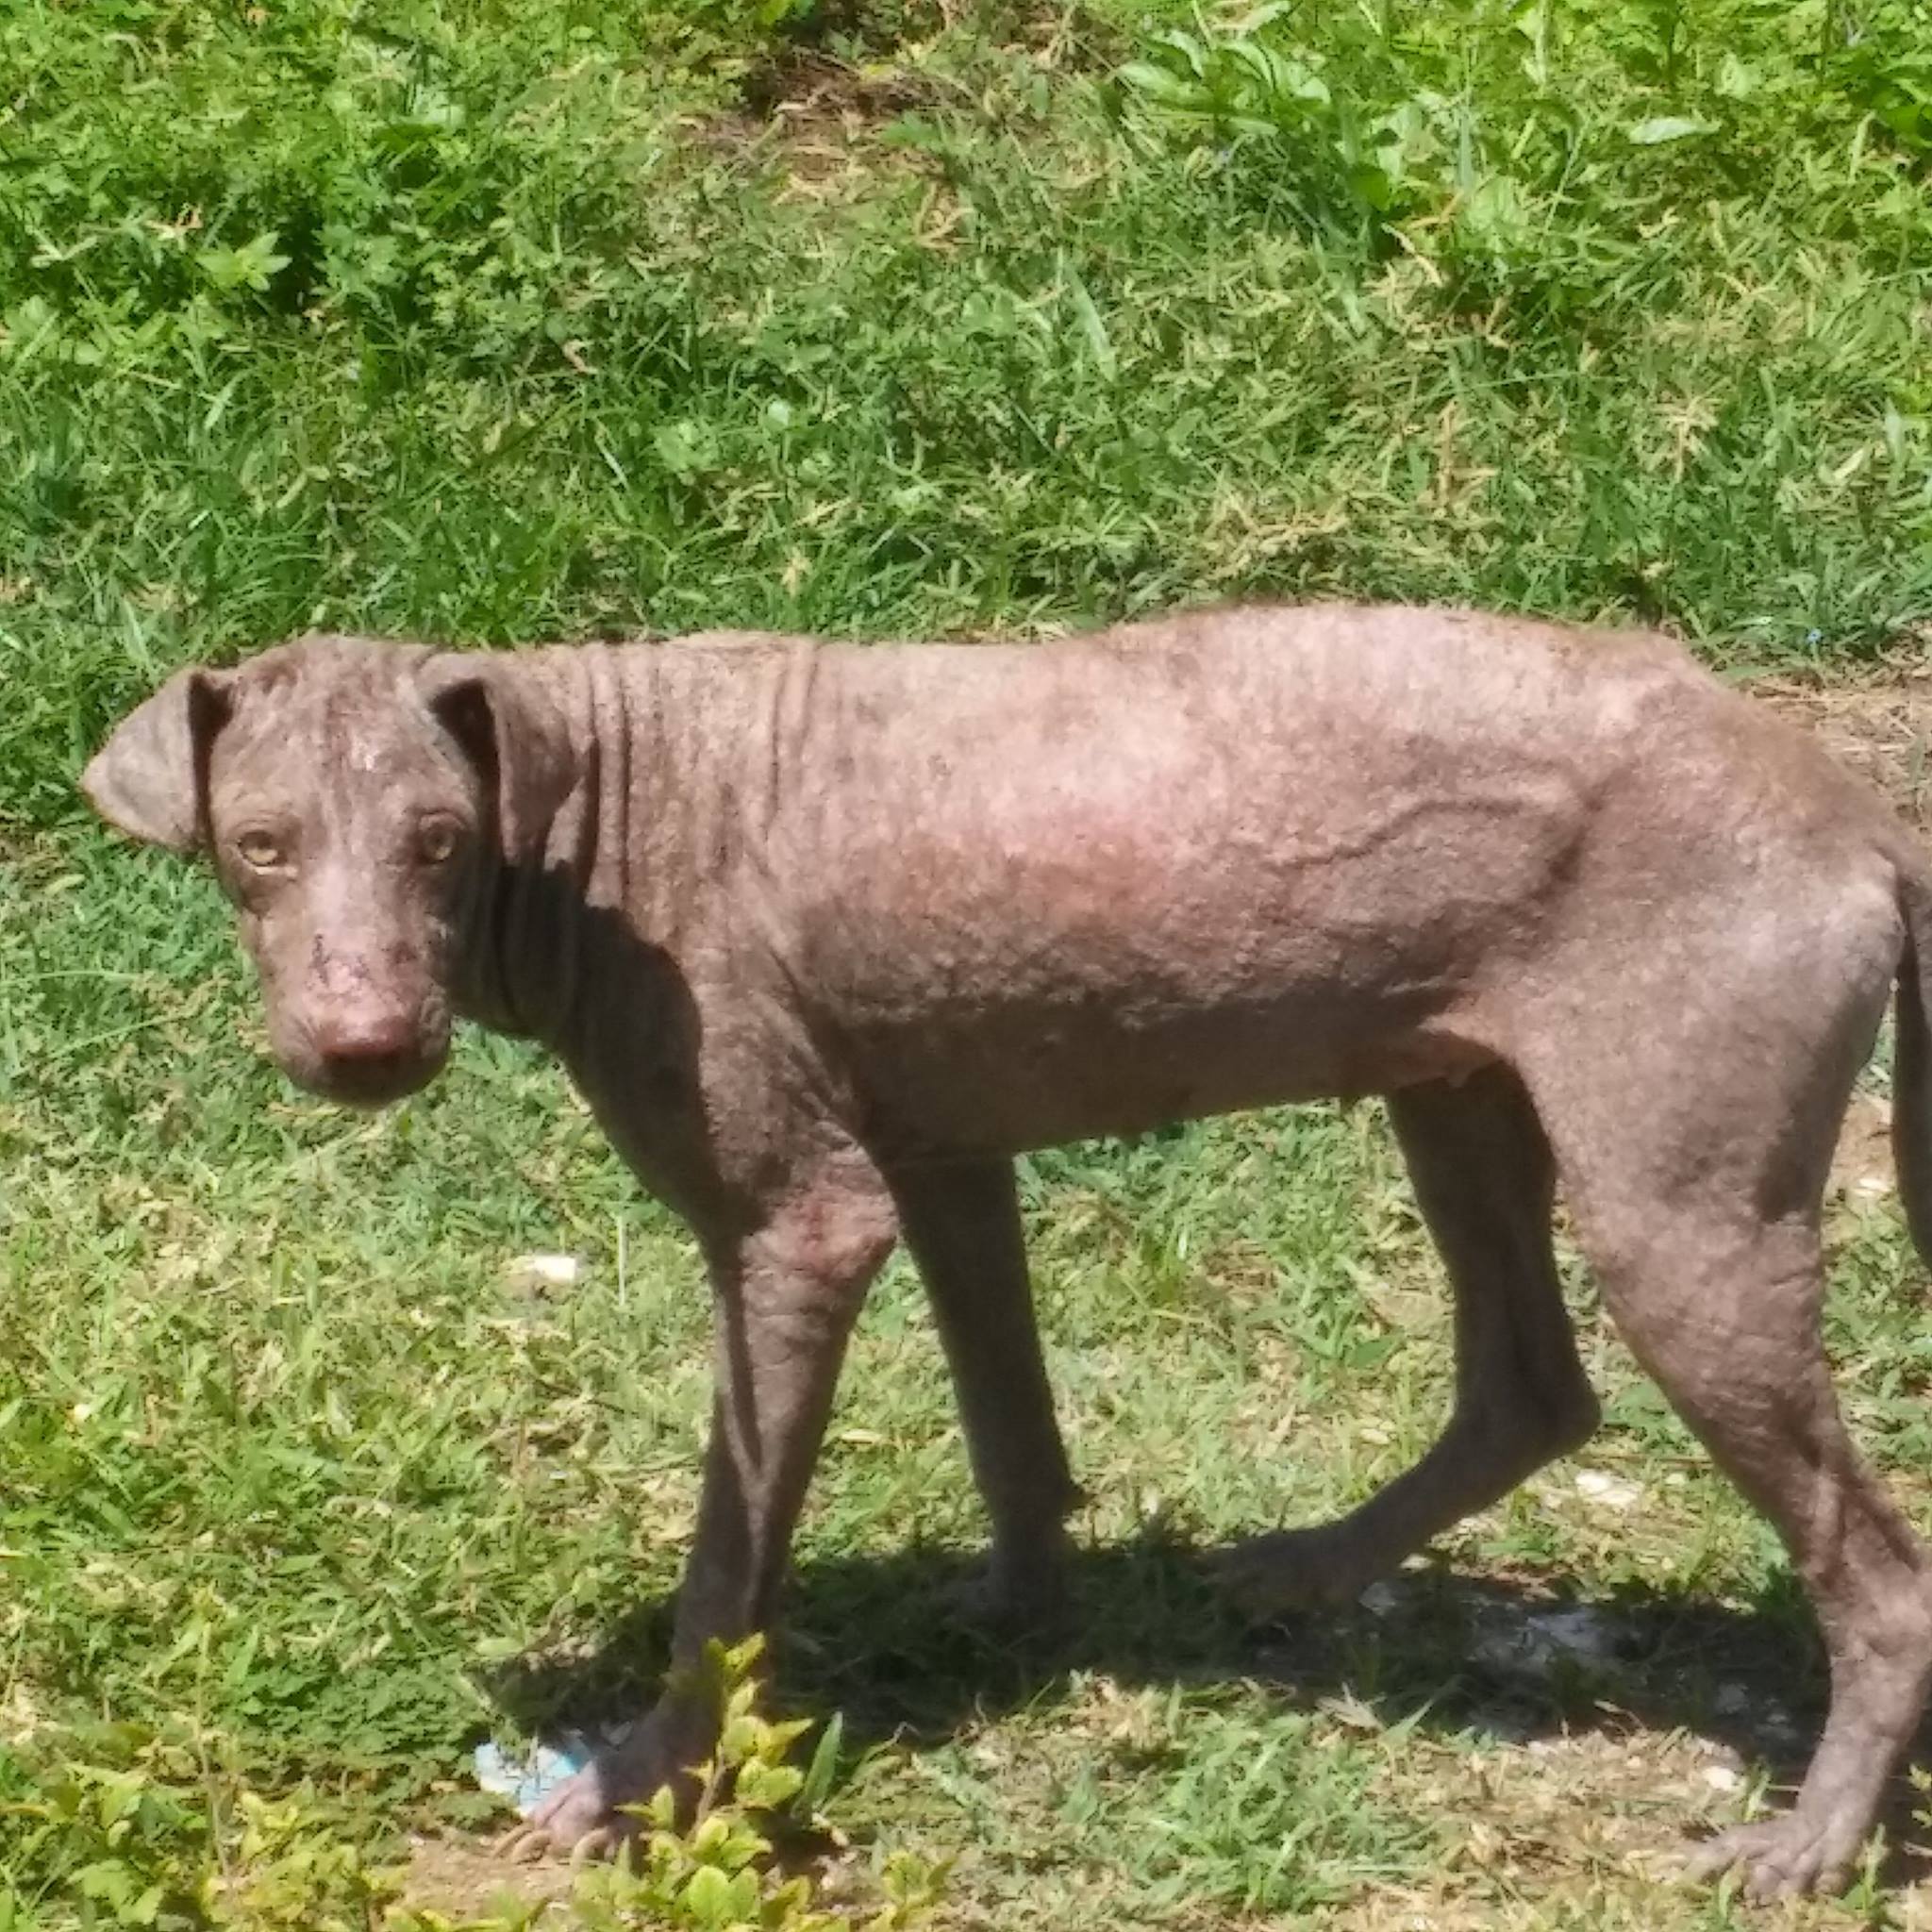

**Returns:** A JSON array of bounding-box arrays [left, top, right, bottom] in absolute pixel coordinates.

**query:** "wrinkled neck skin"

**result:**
[[445, 639, 804, 1069]]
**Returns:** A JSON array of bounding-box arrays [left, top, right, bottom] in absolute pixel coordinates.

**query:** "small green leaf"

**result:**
[[683, 1861, 736, 1925], [1149, 28, 1209, 78], [1117, 62, 1202, 106], [733, 1761, 804, 1810], [197, 230, 291, 293], [797, 1713, 843, 1815], [1715, 54, 1758, 99], [720, 1713, 767, 1763], [1626, 115, 1717, 145], [652, 419, 720, 478], [1064, 269, 1118, 381], [74, 1858, 134, 1905], [690, 1812, 733, 1859]]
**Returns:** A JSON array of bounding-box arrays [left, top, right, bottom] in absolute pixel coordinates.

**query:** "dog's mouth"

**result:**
[[275, 1014, 452, 1108], [301, 1045, 446, 1108]]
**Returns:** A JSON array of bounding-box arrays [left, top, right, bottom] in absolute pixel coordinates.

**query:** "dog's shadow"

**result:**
[[484, 1530, 1932, 1885]]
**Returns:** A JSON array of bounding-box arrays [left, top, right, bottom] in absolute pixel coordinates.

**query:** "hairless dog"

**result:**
[[85, 603, 1932, 1900]]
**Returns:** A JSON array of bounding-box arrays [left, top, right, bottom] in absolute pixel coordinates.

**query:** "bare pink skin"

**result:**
[[85, 604, 1932, 1900]]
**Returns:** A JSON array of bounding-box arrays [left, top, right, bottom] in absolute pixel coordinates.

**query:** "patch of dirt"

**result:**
[[701, 0, 1106, 202], [1753, 658, 1932, 828], [739, 48, 935, 132], [1829, 1090, 1895, 1208], [1312, 1728, 1718, 1929], [403, 1835, 572, 1923], [693, 54, 946, 204], [1, 1681, 44, 1743]]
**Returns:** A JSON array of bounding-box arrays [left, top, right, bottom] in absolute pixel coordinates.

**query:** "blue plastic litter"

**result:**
[[473, 1735, 593, 1817]]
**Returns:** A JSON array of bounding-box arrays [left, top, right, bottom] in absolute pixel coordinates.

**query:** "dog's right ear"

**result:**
[[82, 668, 234, 855], [417, 653, 576, 863]]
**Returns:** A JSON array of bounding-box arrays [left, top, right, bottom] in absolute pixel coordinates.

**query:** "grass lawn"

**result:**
[[6, 0, 1932, 1924]]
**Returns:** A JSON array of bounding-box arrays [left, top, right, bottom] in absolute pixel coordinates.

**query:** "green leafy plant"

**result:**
[[1826, 0, 1932, 158], [1116, 7, 1426, 237], [1112, 0, 1919, 305], [4, 1740, 212, 1930], [571, 1639, 944, 1932], [0, 1646, 932, 1929]]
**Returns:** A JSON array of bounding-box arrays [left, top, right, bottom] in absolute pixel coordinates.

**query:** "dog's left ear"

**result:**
[[417, 653, 577, 860], [82, 666, 235, 855]]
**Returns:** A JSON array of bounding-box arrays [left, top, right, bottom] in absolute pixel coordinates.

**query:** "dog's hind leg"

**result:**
[[1519, 906, 1932, 1899], [1216, 1063, 1598, 1614]]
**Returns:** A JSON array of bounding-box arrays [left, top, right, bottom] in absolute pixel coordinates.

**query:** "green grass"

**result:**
[[6, 0, 1932, 1924]]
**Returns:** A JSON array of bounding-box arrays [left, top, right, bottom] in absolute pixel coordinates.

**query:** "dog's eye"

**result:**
[[417, 817, 461, 865], [236, 830, 283, 870]]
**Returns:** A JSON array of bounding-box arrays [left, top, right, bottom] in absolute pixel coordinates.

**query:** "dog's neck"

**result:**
[[446, 637, 820, 1058]]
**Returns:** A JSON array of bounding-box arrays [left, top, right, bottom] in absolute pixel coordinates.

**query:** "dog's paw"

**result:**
[[1688, 1814, 1863, 1901], [498, 1704, 712, 1866], [1207, 1525, 1388, 1618], [941, 1549, 1070, 1636]]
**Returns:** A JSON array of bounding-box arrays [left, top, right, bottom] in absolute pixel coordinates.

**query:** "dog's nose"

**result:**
[[312, 1008, 419, 1065]]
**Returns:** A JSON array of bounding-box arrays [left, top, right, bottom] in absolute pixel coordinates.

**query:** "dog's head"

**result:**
[[84, 637, 575, 1106]]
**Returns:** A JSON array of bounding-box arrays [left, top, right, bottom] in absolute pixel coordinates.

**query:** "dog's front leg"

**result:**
[[506, 1154, 898, 1862]]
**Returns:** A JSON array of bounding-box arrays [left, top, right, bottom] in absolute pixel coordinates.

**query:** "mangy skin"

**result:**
[[83, 602, 1932, 1901]]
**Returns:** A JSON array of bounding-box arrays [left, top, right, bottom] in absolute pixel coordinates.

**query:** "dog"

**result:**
[[83, 603, 1932, 1898]]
